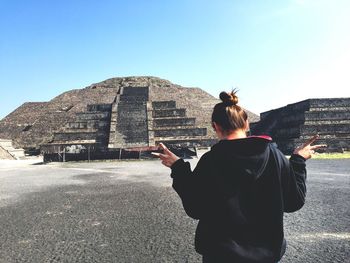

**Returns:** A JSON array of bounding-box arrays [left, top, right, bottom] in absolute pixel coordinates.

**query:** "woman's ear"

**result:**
[[244, 120, 250, 131], [213, 122, 225, 139], [212, 122, 221, 132], [245, 120, 251, 136]]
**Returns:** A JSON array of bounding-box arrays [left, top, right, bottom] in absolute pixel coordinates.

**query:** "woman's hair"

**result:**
[[211, 89, 248, 133]]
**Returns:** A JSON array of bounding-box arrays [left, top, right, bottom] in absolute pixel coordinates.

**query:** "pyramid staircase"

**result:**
[[151, 101, 211, 147], [41, 86, 215, 158], [41, 104, 112, 153]]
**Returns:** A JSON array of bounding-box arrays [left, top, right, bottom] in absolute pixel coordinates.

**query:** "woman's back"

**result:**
[[154, 90, 326, 262], [173, 137, 292, 262]]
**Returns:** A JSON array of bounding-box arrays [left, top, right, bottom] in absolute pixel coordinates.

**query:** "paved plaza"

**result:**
[[0, 157, 349, 262]]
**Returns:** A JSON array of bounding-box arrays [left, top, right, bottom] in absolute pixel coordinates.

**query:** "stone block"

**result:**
[[252, 98, 350, 154], [153, 118, 196, 127], [153, 109, 186, 118], [154, 128, 207, 137], [87, 104, 112, 112], [152, 101, 176, 110], [75, 112, 110, 120]]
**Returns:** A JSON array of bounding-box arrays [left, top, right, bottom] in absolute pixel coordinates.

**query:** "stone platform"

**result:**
[[251, 98, 350, 154]]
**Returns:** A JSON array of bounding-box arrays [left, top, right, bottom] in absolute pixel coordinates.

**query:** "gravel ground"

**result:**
[[0, 157, 349, 263]]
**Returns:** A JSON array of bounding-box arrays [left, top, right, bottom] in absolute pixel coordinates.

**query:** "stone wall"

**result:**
[[251, 98, 350, 154]]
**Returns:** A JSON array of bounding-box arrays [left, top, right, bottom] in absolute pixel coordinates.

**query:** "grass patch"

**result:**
[[312, 151, 350, 159]]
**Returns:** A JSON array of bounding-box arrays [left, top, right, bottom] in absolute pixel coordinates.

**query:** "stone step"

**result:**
[[86, 104, 112, 112], [279, 110, 350, 127], [275, 123, 350, 138], [41, 140, 97, 149], [155, 137, 216, 147], [309, 107, 350, 112], [75, 112, 110, 120], [304, 120, 350, 125], [113, 92, 149, 148], [152, 101, 176, 110], [153, 125, 198, 131], [63, 128, 103, 133], [152, 109, 186, 118], [305, 111, 350, 121], [299, 134, 350, 140], [122, 86, 149, 95], [279, 118, 350, 128], [309, 98, 350, 108], [301, 123, 350, 134], [66, 120, 110, 129], [65, 122, 87, 129], [153, 117, 196, 127], [119, 95, 148, 102], [53, 131, 107, 142], [154, 127, 207, 138]]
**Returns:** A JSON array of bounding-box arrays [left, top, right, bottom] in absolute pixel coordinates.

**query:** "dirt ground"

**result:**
[[0, 157, 349, 262]]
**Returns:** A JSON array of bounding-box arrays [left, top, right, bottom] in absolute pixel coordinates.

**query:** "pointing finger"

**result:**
[[159, 143, 172, 154], [159, 153, 169, 159], [310, 144, 327, 150], [303, 134, 319, 147], [159, 143, 170, 153], [159, 143, 167, 150], [151, 152, 160, 157]]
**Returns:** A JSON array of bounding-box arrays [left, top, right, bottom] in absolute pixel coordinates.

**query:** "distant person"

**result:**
[[153, 90, 326, 263]]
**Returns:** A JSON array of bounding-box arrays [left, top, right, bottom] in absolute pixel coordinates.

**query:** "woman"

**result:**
[[154, 90, 326, 263]]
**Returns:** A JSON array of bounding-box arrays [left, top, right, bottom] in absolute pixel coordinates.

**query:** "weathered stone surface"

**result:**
[[251, 98, 350, 154], [0, 87, 118, 149]]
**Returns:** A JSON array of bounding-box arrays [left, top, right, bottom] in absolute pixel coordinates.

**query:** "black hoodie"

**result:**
[[170, 136, 307, 263]]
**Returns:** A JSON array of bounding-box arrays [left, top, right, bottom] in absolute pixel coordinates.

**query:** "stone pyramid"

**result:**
[[0, 76, 259, 156]]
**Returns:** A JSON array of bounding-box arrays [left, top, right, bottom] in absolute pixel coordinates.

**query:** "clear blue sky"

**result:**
[[1, 0, 349, 119]]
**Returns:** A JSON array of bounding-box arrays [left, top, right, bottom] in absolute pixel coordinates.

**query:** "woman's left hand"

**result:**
[[293, 134, 327, 160], [152, 143, 180, 168]]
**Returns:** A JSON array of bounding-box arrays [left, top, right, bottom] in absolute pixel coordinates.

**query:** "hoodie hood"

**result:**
[[210, 136, 272, 181]]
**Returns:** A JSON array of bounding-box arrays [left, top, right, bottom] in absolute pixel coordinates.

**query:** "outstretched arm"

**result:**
[[152, 143, 180, 167], [283, 134, 327, 212], [153, 143, 208, 219]]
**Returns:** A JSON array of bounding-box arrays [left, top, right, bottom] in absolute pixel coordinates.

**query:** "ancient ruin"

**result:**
[[0, 76, 259, 160], [251, 98, 350, 154]]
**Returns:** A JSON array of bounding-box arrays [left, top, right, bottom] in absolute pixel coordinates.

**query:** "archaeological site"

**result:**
[[0, 76, 258, 161], [0, 76, 349, 161]]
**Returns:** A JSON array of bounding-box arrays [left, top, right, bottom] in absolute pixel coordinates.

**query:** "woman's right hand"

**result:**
[[293, 134, 327, 160], [152, 143, 180, 168]]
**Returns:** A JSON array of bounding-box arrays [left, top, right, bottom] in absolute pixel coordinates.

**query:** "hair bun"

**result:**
[[219, 90, 239, 106]]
